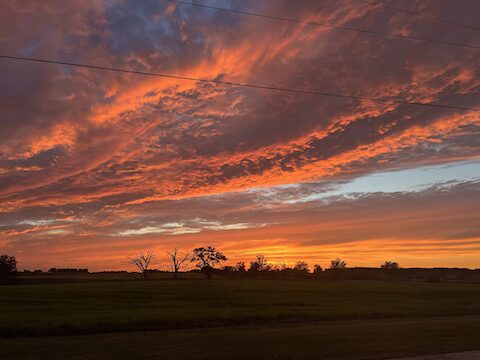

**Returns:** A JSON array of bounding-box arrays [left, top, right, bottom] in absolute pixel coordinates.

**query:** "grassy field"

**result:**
[[1, 277, 480, 359]]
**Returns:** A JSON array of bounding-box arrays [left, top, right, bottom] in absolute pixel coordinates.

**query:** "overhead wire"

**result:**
[[1, 54, 478, 112], [359, 0, 480, 32], [166, 0, 480, 51]]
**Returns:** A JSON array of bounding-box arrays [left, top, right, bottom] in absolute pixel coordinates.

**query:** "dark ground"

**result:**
[[1, 274, 479, 359]]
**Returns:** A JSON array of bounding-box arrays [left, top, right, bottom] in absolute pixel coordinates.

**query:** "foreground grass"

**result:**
[[1, 316, 480, 359], [1, 279, 480, 337]]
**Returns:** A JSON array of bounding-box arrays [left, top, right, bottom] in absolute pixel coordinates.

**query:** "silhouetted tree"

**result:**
[[191, 246, 227, 279], [313, 264, 323, 274], [166, 248, 191, 279], [234, 262, 246, 272], [294, 261, 310, 273], [0, 255, 17, 283], [248, 255, 271, 272], [328, 258, 347, 280], [221, 265, 235, 272], [330, 258, 347, 270], [277, 263, 289, 271], [381, 261, 399, 270], [129, 250, 155, 280]]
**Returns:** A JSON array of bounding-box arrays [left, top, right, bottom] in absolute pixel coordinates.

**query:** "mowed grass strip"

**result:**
[[1, 316, 480, 360], [1, 279, 480, 337]]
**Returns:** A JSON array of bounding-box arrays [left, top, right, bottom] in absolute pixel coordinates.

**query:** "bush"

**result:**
[[330, 258, 347, 270], [0, 255, 17, 284], [381, 261, 400, 270]]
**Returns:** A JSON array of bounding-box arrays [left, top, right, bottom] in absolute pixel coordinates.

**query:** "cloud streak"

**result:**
[[0, 0, 479, 269]]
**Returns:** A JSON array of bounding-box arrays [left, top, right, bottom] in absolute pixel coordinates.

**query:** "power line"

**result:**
[[1, 55, 478, 112], [166, 0, 480, 51], [361, 0, 480, 32]]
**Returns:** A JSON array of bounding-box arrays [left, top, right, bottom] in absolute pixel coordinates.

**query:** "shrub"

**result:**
[[0, 255, 17, 284]]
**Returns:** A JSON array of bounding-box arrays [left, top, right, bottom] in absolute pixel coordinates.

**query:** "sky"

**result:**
[[0, 0, 479, 271]]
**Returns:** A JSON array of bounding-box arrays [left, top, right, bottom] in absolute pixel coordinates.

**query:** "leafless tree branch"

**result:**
[[129, 249, 155, 280]]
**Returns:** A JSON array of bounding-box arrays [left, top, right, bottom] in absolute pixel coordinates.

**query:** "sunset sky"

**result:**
[[1, 0, 479, 271]]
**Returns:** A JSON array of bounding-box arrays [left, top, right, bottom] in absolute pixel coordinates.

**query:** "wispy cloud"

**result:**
[[0, 0, 479, 269]]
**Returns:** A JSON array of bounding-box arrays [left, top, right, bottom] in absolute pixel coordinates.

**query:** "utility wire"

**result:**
[[1, 55, 478, 112], [360, 0, 480, 32], [166, 0, 480, 51]]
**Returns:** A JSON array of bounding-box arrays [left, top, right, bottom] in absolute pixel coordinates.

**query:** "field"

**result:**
[[1, 275, 480, 359]]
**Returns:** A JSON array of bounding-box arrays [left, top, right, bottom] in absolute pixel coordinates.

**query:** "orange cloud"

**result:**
[[1, 0, 479, 270]]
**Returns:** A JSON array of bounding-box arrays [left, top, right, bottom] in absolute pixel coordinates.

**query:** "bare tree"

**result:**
[[190, 246, 227, 279], [167, 248, 191, 279], [129, 250, 155, 280]]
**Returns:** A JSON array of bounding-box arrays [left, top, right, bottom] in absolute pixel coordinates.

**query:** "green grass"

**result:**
[[2, 315, 480, 359], [2, 279, 480, 337], [1, 278, 480, 359]]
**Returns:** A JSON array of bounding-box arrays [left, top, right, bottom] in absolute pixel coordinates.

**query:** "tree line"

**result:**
[[127, 247, 399, 280], [2, 247, 479, 284], [128, 248, 479, 283]]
